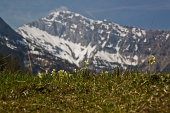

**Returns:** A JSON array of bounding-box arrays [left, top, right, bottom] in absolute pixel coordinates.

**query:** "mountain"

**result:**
[[12, 10, 170, 72], [0, 17, 26, 67], [16, 10, 170, 72], [0, 17, 77, 74]]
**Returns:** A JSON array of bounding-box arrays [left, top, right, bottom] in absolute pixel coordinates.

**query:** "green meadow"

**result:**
[[0, 69, 169, 113]]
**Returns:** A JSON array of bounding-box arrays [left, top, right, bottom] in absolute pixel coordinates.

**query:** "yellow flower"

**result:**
[[38, 72, 43, 79], [105, 71, 108, 75], [51, 69, 57, 76], [84, 60, 89, 67], [68, 74, 73, 77], [58, 70, 67, 76], [149, 55, 156, 64], [73, 69, 77, 73]]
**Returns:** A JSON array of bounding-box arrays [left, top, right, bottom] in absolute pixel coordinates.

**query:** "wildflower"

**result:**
[[51, 69, 56, 76], [73, 69, 77, 73], [149, 55, 156, 64], [64, 71, 67, 76], [84, 60, 89, 67], [58, 70, 68, 77], [68, 74, 73, 77], [38, 72, 43, 79], [105, 71, 109, 75]]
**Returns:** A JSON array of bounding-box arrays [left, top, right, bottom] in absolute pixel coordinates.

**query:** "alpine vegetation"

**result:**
[[0, 62, 170, 112]]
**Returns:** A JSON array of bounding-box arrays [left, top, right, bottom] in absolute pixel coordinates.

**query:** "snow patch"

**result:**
[[96, 20, 102, 24], [133, 55, 138, 61], [70, 29, 75, 33], [132, 28, 136, 34], [17, 25, 98, 67], [113, 24, 128, 37], [107, 42, 113, 48], [125, 44, 130, 50], [102, 41, 107, 48], [138, 38, 140, 42], [6, 43, 17, 50], [132, 28, 142, 37], [100, 36, 105, 41], [120, 33, 126, 37], [133, 35, 137, 39], [68, 14, 73, 19], [141, 30, 146, 35], [98, 30, 103, 34], [71, 24, 77, 29], [95, 50, 138, 67], [136, 32, 141, 37], [98, 40, 101, 44], [144, 38, 147, 42], [135, 45, 138, 51], [30, 50, 43, 55], [90, 25, 94, 30], [166, 34, 169, 40], [75, 13, 80, 17]]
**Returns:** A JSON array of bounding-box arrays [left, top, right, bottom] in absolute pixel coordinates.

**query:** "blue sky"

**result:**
[[0, 0, 170, 30]]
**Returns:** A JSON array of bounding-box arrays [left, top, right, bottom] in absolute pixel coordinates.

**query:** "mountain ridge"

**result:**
[[1, 9, 170, 73], [16, 10, 170, 72]]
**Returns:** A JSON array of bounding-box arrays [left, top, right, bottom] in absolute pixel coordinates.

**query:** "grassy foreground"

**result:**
[[0, 72, 170, 113]]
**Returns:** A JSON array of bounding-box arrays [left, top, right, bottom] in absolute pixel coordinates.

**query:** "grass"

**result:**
[[0, 71, 170, 112]]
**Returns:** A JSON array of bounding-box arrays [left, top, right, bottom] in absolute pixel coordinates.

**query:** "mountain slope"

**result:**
[[0, 17, 27, 67], [0, 17, 77, 74], [16, 10, 170, 72]]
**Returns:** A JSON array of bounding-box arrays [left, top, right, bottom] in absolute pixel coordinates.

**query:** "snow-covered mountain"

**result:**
[[0, 17, 77, 74], [15, 10, 170, 72]]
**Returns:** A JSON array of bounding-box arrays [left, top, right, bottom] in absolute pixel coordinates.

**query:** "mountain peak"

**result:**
[[48, 10, 85, 19], [49, 10, 71, 16], [16, 11, 170, 72]]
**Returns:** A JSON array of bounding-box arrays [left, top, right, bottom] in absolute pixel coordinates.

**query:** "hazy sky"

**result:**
[[0, 0, 170, 30]]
